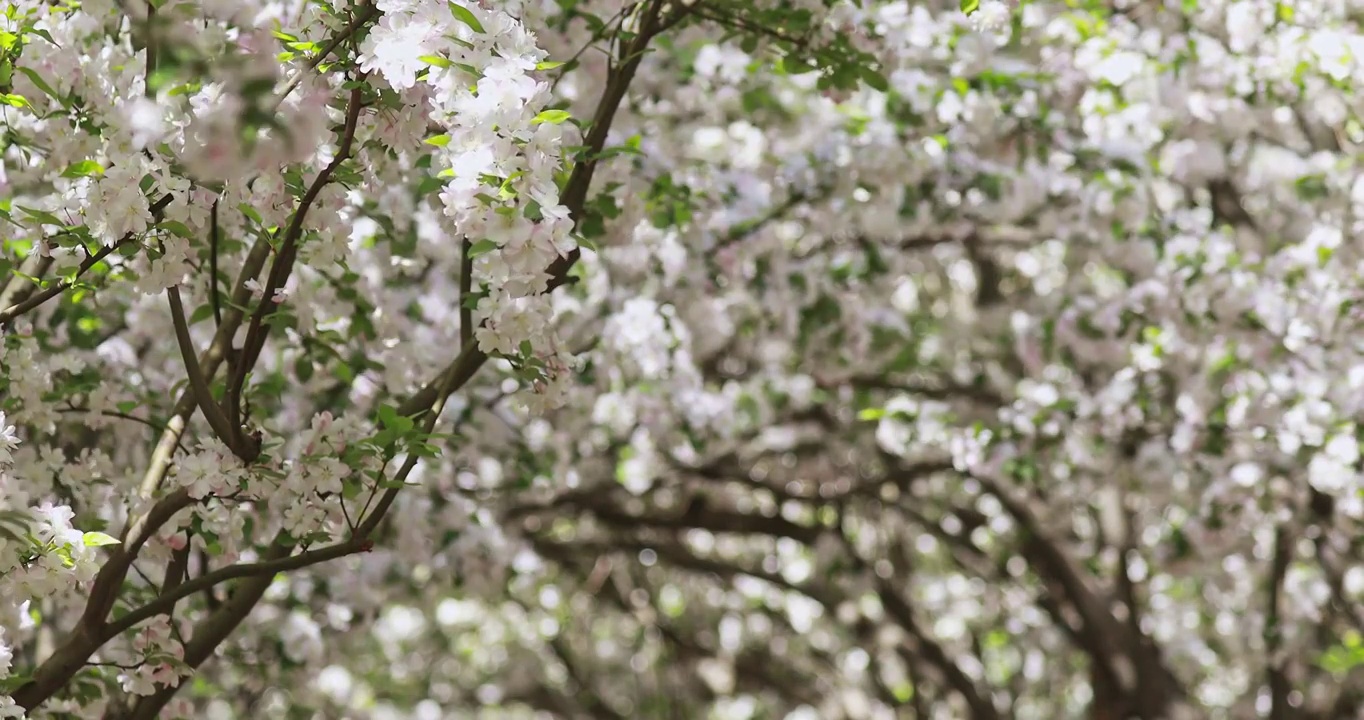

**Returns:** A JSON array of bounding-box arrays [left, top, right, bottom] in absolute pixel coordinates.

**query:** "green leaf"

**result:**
[[448, 2, 485, 33], [294, 355, 314, 382], [416, 176, 444, 197], [159, 220, 194, 238], [29, 27, 59, 47], [14, 67, 63, 106], [531, 109, 572, 125], [82, 531, 120, 547], [535, 60, 566, 71], [857, 408, 886, 421], [17, 205, 65, 228], [777, 56, 817, 75], [237, 203, 264, 225], [0, 93, 29, 108], [467, 239, 498, 257], [377, 404, 402, 428], [961, 0, 980, 12], [424, 134, 452, 147], [858, 66, 889, 92], [189, 304, 215, 325], [420, 54, 453, 68]]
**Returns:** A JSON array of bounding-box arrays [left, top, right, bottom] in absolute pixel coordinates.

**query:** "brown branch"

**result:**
[[817, 372, 1008, 407], [229, 82, 367, 420], [833, 512, 1000, 719], [541, 489, 824, 544], [970, 468, 1188, 717], [111, 304, 478, 716], [1266, 525, 1294, 720], [273, 2, 380, 107], [459, 237, 473, 351], [98, 538, 371, 644], [1, 248, 117, 327], [0, 193, 173, 327], [0, 253, 53, 319], [1206, 178, 1259, 232], [12, 489, 195, 709], [711, 192, 810, 255], [136, 237, 271, 500], [967, 471, 1132, 703], [167, 285, 256, 461], [404, 0, 670, 413], [586, 556, 821, 708], [121, 544, 291, 720], [543, 0, 667, 294], [161, 547, 189, 596], [547, 636, 629, 720], [208, 198, 222, 328], [878, 582, 1000, 720], [56, 406, 177, 438], [37, 3, 677, 716]]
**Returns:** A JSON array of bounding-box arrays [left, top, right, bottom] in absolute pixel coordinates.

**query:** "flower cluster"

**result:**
[[361, 1, 579, 409], [113, 618, 191, 697], [9, 0, 1364, 717], [0, 411, 109, 716]]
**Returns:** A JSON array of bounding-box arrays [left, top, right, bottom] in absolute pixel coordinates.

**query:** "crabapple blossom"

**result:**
[[7, 0, 1364, 718]]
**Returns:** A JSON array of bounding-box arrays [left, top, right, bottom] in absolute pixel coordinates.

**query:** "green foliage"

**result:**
[[1321, 632, 1364, 677]]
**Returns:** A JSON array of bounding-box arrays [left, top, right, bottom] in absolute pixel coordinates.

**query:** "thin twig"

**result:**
[[0, 254, 54, 317], [56, 406, 177, 437], [273, 2, 380, 108], [209, 198, 222, 329]]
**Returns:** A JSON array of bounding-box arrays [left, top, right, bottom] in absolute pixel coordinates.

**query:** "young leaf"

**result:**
[[532, 109, 572, 125], [449, 3, 486, 33], [858, 66, 889, 92], [82, 531, 121, 547], [468, 239, 498, 257]]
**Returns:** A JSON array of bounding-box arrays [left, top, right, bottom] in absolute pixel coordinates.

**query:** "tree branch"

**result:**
[[30, 3, 678, 715], [166, 285, 256, 461], [0, 253, 53, 320], [137, 236, 269, 488], [208, 198, 222, 329], [12, 489, 195, 709], [229, 83, 367, 421], [273, 1, 380, 107], [0, 193, 173, 328], [459, 237, 473, 351], [1266, 524, 1294, 720], [99, 538, 370, 644]]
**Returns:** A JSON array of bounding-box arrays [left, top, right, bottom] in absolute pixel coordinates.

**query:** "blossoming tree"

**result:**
[[3, 0, 1364, 718]]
